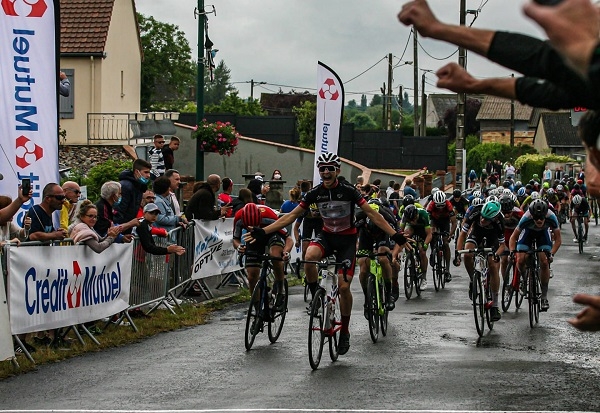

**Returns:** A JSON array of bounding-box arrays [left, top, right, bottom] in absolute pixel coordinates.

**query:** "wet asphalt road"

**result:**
[[1, 226, 600, 411]]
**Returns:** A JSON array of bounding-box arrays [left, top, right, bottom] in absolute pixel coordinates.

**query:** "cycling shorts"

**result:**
[[430, 217, 451, 234], [309, 232, 358, 278], [357, 229, 390, 251], [301, 218, 323, 241], [244, 232, 286, 267], [515, 228, 552, 252]]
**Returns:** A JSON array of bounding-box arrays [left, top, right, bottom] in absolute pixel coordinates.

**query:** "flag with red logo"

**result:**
[[0, 0, 59, 228], [314, 62, 345, 184]]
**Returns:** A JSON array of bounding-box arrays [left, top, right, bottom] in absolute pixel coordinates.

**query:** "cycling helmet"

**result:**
[[369, 203, 380, 213], [481, 201, 501, 220], [472, 190, 482, 199], [485, 195, 499, 203], [573, 194, 583, 205], [489, 184, 497, 189], [404, 204, 418, 221], [402, 194, 415, 207], [471, 197, 484, 206], [525, 184, 532, 191], [503, 180, 511, 188], [556, 184, 564, 191], [543, 181, 550, 189], [577, 179, 584, 184], [515, 181, 522, 187], [431, 187, 440, 195], [241, 203, 261, 228], [502, 188, 512, 195], [529, 199, 548, 219], [517, 187, 526, 197], [453, 189, 462, 198], [510, 192, 518, 202], [547, 188, 556, 196], [530, 191, 540, 200], [316, 152, 341, 168], [433, 190, 447, 206], [532, 173, 539, 180], [573, 183, 581, 190], [500, 195, 514, 212]]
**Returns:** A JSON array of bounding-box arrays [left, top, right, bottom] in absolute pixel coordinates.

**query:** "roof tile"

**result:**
[[476, 96, 533, 121], [60, 0, 115, 54], [540, 112, 582, 147]]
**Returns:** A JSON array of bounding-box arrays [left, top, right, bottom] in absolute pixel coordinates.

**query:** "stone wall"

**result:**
[[59, 145, 132, 174]]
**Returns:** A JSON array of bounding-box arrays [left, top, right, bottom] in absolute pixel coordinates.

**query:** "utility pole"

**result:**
[[381, 83, 386, 129], [250, 79, 266, 100], [455, 0, 467, 190], [387, 53, 393, 130], [398, 85, 403, 129], [195, 0, 206, 181], [413, 30, 419, 137], [420, 71, 427, 136], [510, 74, 515, 147]]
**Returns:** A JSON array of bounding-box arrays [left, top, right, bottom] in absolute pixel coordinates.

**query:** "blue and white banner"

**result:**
[[0, 0, 60, 228], [192, 218, 242, 279], [313, 61, 345, 184], [8, 243, 132, 334]]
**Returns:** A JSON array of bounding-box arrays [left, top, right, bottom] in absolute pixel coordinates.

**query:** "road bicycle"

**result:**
[[453, 214, 463, 252], [512, 246, 548, 328], [457, 247, 495, 337], [557, 204, 569, 229], [501, 251, 525, 312], [402, 235, 423, 300], [356, 251, 391, 343], [296, 257, 348, 370], [244, 253, 289, 351], [430, 230, 449, 292], [575, 214, 585, 254]]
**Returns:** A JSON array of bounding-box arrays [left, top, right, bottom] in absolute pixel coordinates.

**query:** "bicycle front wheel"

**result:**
[[245, 286, 262, 351], [328, 292, 341, 362], [403, 253, 414, 300], [472, 271, 485, 337], [380, 280, 389, 337], [528, 270, 539, 328], [431, 248, 441, 292], [367, 274, 380, 343], [308, 288, 325, 370], [268, 279, 288, 343], [578, 221, 584, 254], [502, 260, 515, 312]]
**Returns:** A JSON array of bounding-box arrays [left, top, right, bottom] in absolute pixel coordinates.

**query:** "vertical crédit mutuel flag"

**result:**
[[0, 0, 60, 227], [313, 61, 344, 184]]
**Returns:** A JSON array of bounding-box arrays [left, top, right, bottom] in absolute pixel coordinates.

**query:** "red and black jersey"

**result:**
[[299, 179, 365, 235], [426, 200, 455, 220]]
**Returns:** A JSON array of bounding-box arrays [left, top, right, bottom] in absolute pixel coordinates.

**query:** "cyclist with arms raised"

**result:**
[[426, 190, 457, 282], [455, 200, 506, 322], [509, 199, 561, 311], [245, 152, 408, 355]]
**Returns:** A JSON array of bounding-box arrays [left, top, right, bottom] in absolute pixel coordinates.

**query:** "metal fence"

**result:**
[[86, 113, 177, 145]]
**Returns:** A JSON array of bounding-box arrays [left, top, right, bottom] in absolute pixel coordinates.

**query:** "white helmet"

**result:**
[[502, 188, 512, 195], [485, 195, 499, 203], [433, 191, 447, 206], [573, 194, 583, 205], [531, 191, 540, 200], [471, 197, 484, 206], [431, 187, 440, 195], [489, 184, 497, 189], [472, 190, 482, 198]]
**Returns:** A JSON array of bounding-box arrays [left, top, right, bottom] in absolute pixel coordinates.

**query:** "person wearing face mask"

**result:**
[[114, 159, 152, 233], [93, 181, 138, 243], [271, 170, 283, 180]]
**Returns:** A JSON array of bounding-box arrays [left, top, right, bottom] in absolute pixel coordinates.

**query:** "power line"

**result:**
[[344, 56, 387, 84]]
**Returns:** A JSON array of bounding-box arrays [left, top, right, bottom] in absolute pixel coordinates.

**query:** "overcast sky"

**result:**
[[134, 0, 547, 105]]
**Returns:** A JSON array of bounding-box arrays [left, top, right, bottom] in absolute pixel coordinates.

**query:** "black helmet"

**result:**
[[503, 180, 511, 188], [529, 199, 548, 219], [453, 189, 462, 198], [404, 204, 418, 221], [499, 195, 514, 212], [402, 194, 415, 207]]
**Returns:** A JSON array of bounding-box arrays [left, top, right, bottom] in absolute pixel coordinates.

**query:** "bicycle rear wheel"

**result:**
[[328, 292, 341, 362], [367, 274, 380, 343], [501, 260, 516, 312], [268, 279, 288, 343], [472, 271, 485, 337], [528, 270, 539, 328], [414, 254, 422, 297], [308, 288, 325, 370], [303, 276, 309, 303], [245, 286, 262, 351], [380, 280, 389, 337], [431, 248, 441, 292], [578, 221, 584, 254], [439, 250, 447, 290], [403, 253, 414, 300], [485, 277, 494, 331]]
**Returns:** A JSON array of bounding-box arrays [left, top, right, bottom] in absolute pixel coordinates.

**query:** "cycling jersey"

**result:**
[[426, 200, 455, 220], [515, 209, 559, 251], [233, 205, 288, 240], [462, 205, 506, 248], [571, 198, 590, 216], [450, 196, 470, 216], [299, 179, 365, 235], [356, 207, 398, 250]]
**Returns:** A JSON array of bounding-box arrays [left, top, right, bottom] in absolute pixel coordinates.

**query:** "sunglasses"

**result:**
[[48, 195, 66, 201], [85, 215, 98, 219], [318, 165, 336, 173], [145, 196, 156, 200], [157, 141, 166, 144], [67, 188, 81, 195]]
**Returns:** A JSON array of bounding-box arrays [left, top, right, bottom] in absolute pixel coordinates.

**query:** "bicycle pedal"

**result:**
[[484, 301, 493, 310]]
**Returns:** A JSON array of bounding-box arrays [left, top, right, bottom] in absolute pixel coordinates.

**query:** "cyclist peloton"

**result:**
[[509, 199, 561, 311], [233, 203, 294, 311], [400, 204, 432, 289], [570, 194, 590, 243], [426, 190, 457, 282], [450, 189, 470, 221], [356, 199, 399, 313], [245, 152, 408, 355], [455, 200, 506, 322]]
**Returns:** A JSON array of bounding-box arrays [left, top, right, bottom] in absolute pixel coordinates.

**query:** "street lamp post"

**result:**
[[195, 0, 205, 181]]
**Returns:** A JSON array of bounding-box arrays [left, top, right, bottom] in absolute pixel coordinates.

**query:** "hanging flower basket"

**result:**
[[191, 120, 240, 156]]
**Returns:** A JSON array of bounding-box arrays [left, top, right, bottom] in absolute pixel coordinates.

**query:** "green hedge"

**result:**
[[514, 153, 575, 183], [465, 143, 536, 174]]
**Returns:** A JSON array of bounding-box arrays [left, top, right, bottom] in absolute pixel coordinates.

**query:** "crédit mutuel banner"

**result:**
[[0, 0, 60, 226], [8, 244, 132, 334], [313, 62, 345, 184]]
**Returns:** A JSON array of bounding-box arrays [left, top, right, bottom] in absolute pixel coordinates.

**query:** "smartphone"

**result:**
[[21, 178, 31, 197], [533, 0, 563, 5]]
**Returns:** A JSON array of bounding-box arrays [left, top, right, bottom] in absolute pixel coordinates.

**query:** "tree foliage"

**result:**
[[514, 153, 574, 183], [448, 134, 480, 165], [205, 92, 266, 116], [349, 112, 378, 130], [466, 143, 537, 173], [442, 98, 482, 141], [293, 100, 317, 149], [204, 60, 237, 106], [138, 13, 195, 111], [83, 159, 133, 202]]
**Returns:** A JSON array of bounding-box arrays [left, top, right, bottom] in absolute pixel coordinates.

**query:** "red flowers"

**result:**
[[192, 120, 240, 156]]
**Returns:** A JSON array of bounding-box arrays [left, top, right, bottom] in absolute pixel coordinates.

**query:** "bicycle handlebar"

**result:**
[[456, 248, 493, 255], [295, 257, 351, 282], [356, 251, 391, 260]]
